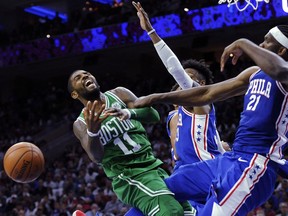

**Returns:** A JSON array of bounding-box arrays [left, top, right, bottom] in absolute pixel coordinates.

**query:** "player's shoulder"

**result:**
[[73, 117, 87, 140], [236, 66, 260, 84], [109, 86, 130, 95], [74, 109, 86, 126], [108, 87, 137, 104], [168, 110, 178, 118], [240, 66, 260, 77]]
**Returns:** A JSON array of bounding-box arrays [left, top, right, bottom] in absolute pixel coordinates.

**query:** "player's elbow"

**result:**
[[151, 110, 160, 123], [143, 107, 160, 123], [274, 66, 288, 84], [91, 152, 104, 163], [94, 155, 103, 163]]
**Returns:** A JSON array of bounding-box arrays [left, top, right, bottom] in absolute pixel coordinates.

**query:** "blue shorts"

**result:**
[[165, 151, 278, 216]]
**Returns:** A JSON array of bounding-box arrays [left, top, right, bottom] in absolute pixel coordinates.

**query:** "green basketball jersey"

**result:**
[[77, 91, 163, 178]]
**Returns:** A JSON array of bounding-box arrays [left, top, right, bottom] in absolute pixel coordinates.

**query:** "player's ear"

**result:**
[[278, 47, 287, 57], [200, 80, 206, 86], [71, 91, 78, 99]]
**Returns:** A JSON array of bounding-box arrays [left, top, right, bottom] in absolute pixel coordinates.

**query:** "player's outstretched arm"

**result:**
[[106, 87, 160, 123], [132, 1, 195, 89], [134, 66, 258, 108], [221, 38, 288, 85]]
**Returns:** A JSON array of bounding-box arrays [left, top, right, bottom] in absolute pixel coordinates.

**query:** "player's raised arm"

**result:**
[[132, 1, 196, 89], [221, 36, 288, 85]]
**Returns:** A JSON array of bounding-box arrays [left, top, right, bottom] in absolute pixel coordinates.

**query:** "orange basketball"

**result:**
[[3, 142, 45, 183]]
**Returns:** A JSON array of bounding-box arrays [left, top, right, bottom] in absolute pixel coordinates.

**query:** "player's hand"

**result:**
[[103, 108, 130, 121], [132, 1, 154, 32], [220, 39, 244, 72], [133, 95, 154, 108], [221, 141, 231, 151], [83, 101, 108, 133]]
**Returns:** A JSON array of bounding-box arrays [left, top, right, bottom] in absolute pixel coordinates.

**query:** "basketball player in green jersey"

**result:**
[[67, 70, 193, 215]]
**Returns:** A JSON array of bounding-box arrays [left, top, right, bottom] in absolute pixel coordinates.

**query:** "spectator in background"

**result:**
[[85, 203, 103, 216], [277, 202, 288, 216]]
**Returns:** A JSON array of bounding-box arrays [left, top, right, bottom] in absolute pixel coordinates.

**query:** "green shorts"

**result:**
[[112, 167, 192, 216]]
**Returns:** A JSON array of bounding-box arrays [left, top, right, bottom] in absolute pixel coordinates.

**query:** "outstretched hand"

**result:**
[[103, 108, 130, 121], [83, 101, 108, 133], [220, 40, 244, 72], [132, 1, 154, 32]]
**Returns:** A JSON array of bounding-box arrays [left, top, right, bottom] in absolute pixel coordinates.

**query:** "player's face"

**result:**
[[259, 33, 282, 53], [70, 70, 100, 100]]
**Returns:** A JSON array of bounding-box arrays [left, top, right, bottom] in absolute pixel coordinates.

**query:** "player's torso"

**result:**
[[234, 70, 288, 161], [78, 91, 161, 178], [175, 105, 222, 165]]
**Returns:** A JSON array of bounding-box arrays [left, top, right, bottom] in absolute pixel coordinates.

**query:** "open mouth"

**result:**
[[85, 79, 94, 87]]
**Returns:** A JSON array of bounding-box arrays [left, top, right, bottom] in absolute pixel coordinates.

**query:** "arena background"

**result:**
[[0, 0, 287, 215]]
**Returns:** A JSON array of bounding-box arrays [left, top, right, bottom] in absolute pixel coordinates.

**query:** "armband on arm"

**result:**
[[87, 130, 100, 137], [124, 107, 160, 123], [154, 40, 196, 89]]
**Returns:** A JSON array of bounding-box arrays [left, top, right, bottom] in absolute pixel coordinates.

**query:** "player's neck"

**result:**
[[82, 92, 105, 106]]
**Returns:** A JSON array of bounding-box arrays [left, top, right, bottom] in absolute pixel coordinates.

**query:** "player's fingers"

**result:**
[[84, 101, 92, 118], [93, 104, 106, 120], [99, 114, 109, 123], [99, 104, 106, 113], [83, 107, 88, 119], [132, 1, 139, 11], [137, 12, 143, 19], [90, 101, 98, 114], [86, 101, 92, 110], [232, 55, 239, 65], [132, 1, 137, 7], [220, 53, 229, 72]]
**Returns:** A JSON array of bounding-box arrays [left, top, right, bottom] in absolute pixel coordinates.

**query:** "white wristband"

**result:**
[[147, 29, 156, 35], [87, 129, 100, 137], [122, 109, 131, 119]]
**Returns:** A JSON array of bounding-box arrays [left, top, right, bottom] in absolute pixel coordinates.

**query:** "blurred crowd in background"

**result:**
[[0, 0, 287, 215], [0, 57, 288, 216], [0, 0, 218, 47]]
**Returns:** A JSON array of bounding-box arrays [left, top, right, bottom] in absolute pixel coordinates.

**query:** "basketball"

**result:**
[[3, 142, 45, 183]]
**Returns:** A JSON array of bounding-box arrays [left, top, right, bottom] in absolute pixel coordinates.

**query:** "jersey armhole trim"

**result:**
[[105, 91, 127, 108], [276, 81, 288, 95]]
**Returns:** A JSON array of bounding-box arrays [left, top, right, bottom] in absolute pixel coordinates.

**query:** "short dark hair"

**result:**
[[67, 71, 77, 94], [182, 59, 214, 85], [170, 59, 214, 91]]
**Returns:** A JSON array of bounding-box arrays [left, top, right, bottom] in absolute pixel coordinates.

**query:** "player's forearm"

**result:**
[[148, 30, 161, 44], [85, 135, 104, 163], [237, 39, 288, 82], [154, 39, 194, 89], [148, 86, 212, 107], [128, 107, 160, 123], [144, 81, 239, 107]]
